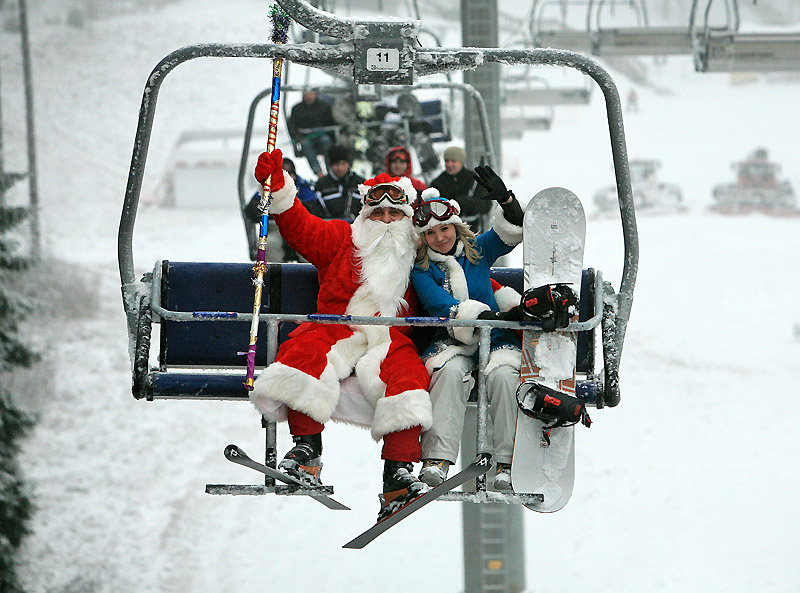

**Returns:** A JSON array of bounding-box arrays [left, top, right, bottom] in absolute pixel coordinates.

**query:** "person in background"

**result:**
[[288, 89, 337, 178], [307, 145, 366, 222], [385, 146, 427, 197], [244, 157, 314, 262], [249, 148, 433, 522], [430, 146, 492, 234], [409, 166, 527, 491]]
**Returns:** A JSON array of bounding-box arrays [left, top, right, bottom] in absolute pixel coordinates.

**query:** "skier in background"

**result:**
[[409, 166, 525, 491], [244, 157, 314, 262], [430, 146, 492, 233], [306, 144, 365, 222], [288, 89, 337, 178], [248, 148, 433, 521], [385, 146, 427, 197]]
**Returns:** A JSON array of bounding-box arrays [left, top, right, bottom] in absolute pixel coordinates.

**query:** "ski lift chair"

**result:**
[[119, 0, 638, 511], [688, 0, 800, 73], [530, 0, 595, 54], [591, 0, 696, 57]]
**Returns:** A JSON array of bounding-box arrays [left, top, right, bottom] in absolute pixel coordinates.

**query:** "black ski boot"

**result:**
[[377, 460, 429, 522], [278, 433, 323, 485]]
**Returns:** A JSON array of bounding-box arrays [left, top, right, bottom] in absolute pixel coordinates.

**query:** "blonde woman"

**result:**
[[410, 166, 525, 490]]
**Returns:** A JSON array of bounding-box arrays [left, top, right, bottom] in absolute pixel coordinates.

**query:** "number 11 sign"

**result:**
[[366, 47, 400, 71]]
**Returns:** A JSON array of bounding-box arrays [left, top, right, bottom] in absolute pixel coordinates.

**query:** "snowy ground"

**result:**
[[3, 1, 800, 592]]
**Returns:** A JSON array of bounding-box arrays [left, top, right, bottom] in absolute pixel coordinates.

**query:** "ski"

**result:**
[[224, 444, 350, 511], [342, 453, 491, 549]]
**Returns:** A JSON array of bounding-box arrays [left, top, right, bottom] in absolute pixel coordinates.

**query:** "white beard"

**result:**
[[349, 215, 417, 317]]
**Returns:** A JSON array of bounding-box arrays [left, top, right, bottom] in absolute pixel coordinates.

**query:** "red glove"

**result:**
[[254, 148, 285, 192]]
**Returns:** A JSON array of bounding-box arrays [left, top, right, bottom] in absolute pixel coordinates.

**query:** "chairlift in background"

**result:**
[[691, 0, 800, 72], [239, 79, 493, 261], [500, 75, 555, 139]]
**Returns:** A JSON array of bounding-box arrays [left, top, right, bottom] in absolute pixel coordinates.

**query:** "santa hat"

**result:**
[[357, 173, 416, 219], [413, 188, 463, 233]]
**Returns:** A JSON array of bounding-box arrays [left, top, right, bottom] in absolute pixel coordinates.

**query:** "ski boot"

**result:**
[[278, 433, 323, 486], [377, 460, 429, 522], [419, 458, 450, 487], [492, 462, 512, 491]]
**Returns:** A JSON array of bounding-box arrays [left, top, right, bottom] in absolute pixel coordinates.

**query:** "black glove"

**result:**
[[473, 165, 511, 203], [520, 284, 578, 332], [477, 306, 525, 322]]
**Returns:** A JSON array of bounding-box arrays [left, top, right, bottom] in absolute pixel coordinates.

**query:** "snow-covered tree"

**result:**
[[0, 183, 37, 593]]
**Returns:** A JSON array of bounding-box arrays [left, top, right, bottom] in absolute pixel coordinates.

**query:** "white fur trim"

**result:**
[[428, 249, 468, 300], [370, 389, 433, 441], [493, 285, 522, 312], [484, 347, 522, 375], [354, 339, 391, 402], [262, 174, 297, 215], [492, 205, 523, 246], [453, 299, 490, 344], [424, 342, 478, 373], [249, 361, 340, 424]]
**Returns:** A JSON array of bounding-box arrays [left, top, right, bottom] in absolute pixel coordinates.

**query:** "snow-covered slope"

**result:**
[[5, 1, 800, 592]]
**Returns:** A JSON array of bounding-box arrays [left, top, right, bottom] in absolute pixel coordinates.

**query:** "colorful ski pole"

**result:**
[[245, 4, 291, 391]]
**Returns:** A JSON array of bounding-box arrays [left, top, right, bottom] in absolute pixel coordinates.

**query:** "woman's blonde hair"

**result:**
[[415, 222, 482, 269]]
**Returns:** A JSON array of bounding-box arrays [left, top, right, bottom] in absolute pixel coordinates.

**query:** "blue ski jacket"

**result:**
[[410, 209, 524, 375]]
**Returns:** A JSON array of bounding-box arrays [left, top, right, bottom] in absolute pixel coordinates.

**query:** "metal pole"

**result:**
[[19, 0, 40, 260]]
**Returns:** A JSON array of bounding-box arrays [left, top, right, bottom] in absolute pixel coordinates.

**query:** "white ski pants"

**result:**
[[421, 355, 519, 465]]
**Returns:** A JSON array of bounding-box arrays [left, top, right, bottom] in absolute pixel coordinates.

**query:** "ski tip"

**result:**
[[342, 541, 363, 550], [224, 444, 243, 459]]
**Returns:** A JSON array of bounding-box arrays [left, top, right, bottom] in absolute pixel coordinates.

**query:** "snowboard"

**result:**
[[511, 187, 586, 513]]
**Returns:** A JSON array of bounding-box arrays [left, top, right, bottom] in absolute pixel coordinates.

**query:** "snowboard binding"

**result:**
[[520, 284, 579, 331], [516, 380, 592, 446]]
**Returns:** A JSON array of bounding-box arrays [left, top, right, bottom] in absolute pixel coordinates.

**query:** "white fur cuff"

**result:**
[[494, 285, 522, 312], [249, 360, 339, 424], [484, 347, 522, 375], [262, 174, 297, 215], [453, 299, 490, 345], [492, 206, 523, 246], [370, 389, 433, 441]]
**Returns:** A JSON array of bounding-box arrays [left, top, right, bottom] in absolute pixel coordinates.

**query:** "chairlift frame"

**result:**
[[118, 0, 638, 507]]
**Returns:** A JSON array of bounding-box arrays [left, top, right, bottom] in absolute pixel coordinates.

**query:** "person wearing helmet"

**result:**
[[385, 146, 427, 196], [409, 165, 526, 491], [249, 148, 432, 521]]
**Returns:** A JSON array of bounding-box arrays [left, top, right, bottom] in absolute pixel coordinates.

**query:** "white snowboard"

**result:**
[[511, 187, 586, 513]]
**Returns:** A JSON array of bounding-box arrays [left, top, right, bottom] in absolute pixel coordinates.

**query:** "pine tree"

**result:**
[[0, 191, 37, 593]]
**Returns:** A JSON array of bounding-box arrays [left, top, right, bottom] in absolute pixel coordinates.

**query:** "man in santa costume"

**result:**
[[249, 148, 432, 520]]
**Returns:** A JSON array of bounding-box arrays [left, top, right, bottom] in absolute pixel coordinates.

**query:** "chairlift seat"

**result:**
[[419, 99, 451, 143], [504, 87, 591, 106], [695, 32, 800, 73], [594, 27, 693, 57], [141, 262, 597, 403], [533, 30, 595, 54]]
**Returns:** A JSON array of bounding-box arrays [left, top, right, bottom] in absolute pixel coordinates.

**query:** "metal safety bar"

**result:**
[[119, 42, 637, 365]]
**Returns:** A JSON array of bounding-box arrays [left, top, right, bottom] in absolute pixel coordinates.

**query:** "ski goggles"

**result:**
[[413, 198, 459, 227], [363, 183, 409, 206]]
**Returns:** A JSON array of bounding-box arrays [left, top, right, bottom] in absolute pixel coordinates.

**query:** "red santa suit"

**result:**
[[250, 171, 432, 461]]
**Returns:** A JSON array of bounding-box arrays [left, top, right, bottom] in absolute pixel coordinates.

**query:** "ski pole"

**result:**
[[245, 4, 291, 391]]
